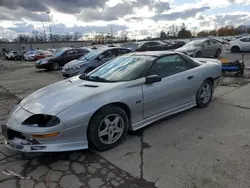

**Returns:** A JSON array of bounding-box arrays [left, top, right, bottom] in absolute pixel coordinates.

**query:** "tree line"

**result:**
[[12, 31, 82, 43], [159, 24, 250, 40], [197, 25, 250, 37]]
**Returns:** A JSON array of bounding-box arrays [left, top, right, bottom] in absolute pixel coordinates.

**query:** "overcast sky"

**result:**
[[0, 0, 249, 39]]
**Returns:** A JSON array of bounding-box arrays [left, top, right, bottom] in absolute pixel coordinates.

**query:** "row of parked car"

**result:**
[[5, 49, 56, 61], [32, 38, 224, 79]]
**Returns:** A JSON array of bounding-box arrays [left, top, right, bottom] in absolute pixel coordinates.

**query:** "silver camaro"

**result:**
[[2, 51, 221, 152]]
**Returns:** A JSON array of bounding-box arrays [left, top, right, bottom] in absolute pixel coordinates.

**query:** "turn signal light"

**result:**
[[32, 132, 60, 138]]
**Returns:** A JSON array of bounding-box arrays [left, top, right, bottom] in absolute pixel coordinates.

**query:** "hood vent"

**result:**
[[79, 84, 99, 88]]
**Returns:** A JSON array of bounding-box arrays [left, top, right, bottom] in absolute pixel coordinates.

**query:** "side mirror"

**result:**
[[145, 75, 162, 84]]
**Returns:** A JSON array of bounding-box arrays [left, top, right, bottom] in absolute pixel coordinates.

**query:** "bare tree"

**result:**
[[72, 32, 82, 41], [13, 34, 30, 43]]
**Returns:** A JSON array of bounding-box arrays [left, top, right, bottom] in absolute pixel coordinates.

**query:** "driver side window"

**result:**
[[100, 50, 116, 59], [203, 41, 210, 47], [148, 55, 188, 78], [66, 50, 75, 55]]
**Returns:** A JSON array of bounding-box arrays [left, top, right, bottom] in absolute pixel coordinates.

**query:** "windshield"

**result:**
[[79, 49, 103, 60], [82, 55, 155, 82], [184, 40, 205, 47], [55, 50, 65, 57]]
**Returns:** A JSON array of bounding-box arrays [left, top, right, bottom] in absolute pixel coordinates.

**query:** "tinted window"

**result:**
[[148, 55, 188, 78], [203, 41, 210, 46], [76, 49, 87, 54], [115, 49, 131, 56], [240, 38, 250, 42], [180, 54, 200, 69], [101, 50, 116, 59], [211, 40, 218, 44], [66, 50, 75, 55], [142, 42, 154, 48], [151, 42, 160, 46]]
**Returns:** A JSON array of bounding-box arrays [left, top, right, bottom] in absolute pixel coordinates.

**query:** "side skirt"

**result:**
[[131, 101, 196, 131]]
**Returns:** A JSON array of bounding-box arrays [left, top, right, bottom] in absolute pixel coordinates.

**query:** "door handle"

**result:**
[[187, 76, 194, 80]]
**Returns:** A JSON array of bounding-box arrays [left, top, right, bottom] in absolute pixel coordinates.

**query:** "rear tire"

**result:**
[[196, 80, 213, 108], [231, 46, 240, 53], [51, 62, 60, 71], [195, 51, 202, 58], [215, 49, 221, 58], [88, 106, 129, 151]]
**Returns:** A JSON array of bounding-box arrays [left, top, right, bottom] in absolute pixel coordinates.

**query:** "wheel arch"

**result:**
[[87, 102, 132, 137], [231, 45, 240, 51], [204, 77, 214, 91]]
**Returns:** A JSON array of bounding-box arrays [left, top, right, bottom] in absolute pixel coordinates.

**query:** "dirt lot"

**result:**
[[1, 50, 250, 188]]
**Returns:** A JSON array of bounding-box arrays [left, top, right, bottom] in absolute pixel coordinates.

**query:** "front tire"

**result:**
[[88, 106, 129, 151], [51, 62, 60, 71], [196, 80, 213, 108], [215, 49, 221, 58], [231, 46, 240, 53], [195, 51, 202, 58]]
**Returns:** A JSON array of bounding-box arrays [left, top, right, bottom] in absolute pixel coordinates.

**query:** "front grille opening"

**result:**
[[8, 129, 26, 140]]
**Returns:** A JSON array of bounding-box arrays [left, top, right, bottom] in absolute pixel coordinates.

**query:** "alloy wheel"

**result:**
[[200, 83, 211, 104], [98, 114, 124, 144]]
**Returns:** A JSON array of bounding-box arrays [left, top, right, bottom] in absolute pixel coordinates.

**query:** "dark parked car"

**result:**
[[135, 41, 184, 52], [61, 47, 132, 77], [135, 41, 168, 52], [168, 41, 186, 49], [35, 48, 90, 71]]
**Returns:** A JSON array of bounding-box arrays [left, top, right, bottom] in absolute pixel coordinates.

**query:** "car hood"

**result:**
[[176, 45, 197, 52], [64, 59, 89, 67], [20, 77, 120, 115]]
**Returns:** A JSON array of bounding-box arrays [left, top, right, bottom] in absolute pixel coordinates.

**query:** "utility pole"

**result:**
[[110, 26, 113, 42], [46, 11, 52, 42], [42, 22, 46, 42]]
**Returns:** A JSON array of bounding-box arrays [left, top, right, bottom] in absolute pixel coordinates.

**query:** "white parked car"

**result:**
[[227, 36, 250, 53]]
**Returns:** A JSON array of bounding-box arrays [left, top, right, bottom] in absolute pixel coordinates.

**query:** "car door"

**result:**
[[149, 42, 162, 51], [239, 38, 250, 51], [139, 43, 151, 51], [210, 40, 220, 55], [142, 54, 194, 119], [61, 50, 76, 65], [201, 41, 213, 57]]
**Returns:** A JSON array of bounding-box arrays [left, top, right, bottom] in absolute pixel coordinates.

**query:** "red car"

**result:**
[[35, 50, 53, 60]]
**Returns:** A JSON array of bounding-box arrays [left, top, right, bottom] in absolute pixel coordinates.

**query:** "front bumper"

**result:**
[[61, 69, 79, 78], [36, 63, 50, 69], [2, 124, 89, 152], [3, 105, 89, 152]]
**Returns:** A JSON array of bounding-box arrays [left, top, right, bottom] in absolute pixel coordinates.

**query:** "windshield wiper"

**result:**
[[82, 54, 87, 60], [79, 75, 111, 82]]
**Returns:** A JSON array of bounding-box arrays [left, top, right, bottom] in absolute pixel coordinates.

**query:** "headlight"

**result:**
[[36, 60, 40, 64], [186, 50, 194, 54], [40, 60, 48, 64], [22, 114, 60, 127], [73, 64, 83, 70]]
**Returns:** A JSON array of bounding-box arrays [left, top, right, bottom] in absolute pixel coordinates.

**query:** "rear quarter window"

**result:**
[[179, 54, 201, 69]]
